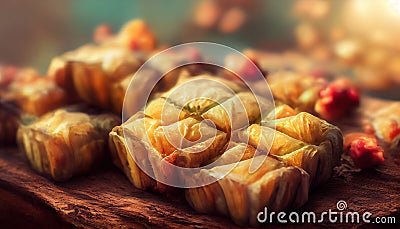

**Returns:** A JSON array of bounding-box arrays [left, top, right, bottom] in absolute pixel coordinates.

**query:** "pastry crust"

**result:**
[[108, 75, 343, 225], [2, 73, 69, 116], [185, 156, 309, 226], [202, 92, 272, 132], [48, 45, 142, 111], [144, 97, 190, 125], [162, 77, 236, 114], [258, 112, 343, 187], [18, 108, 120, 181], [267, 71, 326, 113], [109, 111, 228, 190]]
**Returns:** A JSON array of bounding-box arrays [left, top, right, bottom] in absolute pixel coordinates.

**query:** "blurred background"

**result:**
[[0, 0, 294, 72], [1, 0, 400, 98]]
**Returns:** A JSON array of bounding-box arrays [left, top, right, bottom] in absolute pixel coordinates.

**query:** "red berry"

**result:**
[[345, 134, 384, 169], [315, 77, 360, 120]]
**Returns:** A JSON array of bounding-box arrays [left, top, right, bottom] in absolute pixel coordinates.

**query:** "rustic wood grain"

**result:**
[[0, 148, 239, 228], [0, 97, 399, 228]]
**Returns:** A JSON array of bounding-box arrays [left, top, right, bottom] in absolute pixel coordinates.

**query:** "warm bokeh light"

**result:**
[[387, 0, 400, 16]]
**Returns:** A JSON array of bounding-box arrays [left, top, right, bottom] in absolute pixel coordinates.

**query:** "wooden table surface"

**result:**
[[0, 97, 399, 228]]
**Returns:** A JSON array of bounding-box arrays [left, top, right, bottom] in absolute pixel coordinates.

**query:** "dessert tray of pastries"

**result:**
[[1, 19, 399, 228]]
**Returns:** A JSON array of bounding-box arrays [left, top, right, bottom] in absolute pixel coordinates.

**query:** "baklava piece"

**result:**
[[18, 108, 120, 181]]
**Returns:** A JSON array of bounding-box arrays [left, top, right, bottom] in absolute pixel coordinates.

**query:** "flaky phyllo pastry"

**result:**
[[109, 74, 343, 226], [47, 20, 157, 114], [47, 44, 143, 112], [18, 107, 120, 181]]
